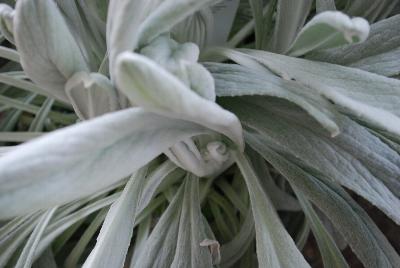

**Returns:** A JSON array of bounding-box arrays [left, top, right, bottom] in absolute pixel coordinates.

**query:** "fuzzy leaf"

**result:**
[[0, 4, 14, 43], [308, 15, 400, 76], [269, 0, 313, 53], [0, 108, 208, 219], [222, 97, 400, 224], [14, 0, 89, 102], [230, 49, 400, 139], [247, 138, 400, 267], [287, 11, 369, 57], [206, 62, 340, 136], [83, 168, 148, 268], [234, 151, 310, 268], [65, 72, 119, 120], [115, 52, 243, 150], [170, 175, 213, 267]]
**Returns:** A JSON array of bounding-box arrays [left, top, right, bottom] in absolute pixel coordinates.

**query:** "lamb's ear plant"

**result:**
[[0, 0, 399, 267]]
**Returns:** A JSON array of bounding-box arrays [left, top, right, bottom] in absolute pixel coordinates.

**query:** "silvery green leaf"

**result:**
[[344, 0, 399, 23], [15, 208, 57, 268], [316, 0, 336, 13], [0, 4, 14, 44], [220, 208, 255, 267], [115, 52, 243, 149], [35, 193, 121, 259], [170, 174, 213, 267], [234, 152, 310, 268], [65, 209, 107, 268], [247, 140, 400, 267], [287, 11, 369, 57], [0, 213, 41, 266], [206, 62, 340, 136], [83, 168, 148, 268], [132, 185, 184, 268], [223, 97, 400, 224], [129, 217, 152, 267], [349, 47, 400, 77], [136, 0, 218, 48], [295, 192, 348, 268], [55, 0, 106, 66], [0, 108, 208, 219], [65, 72, 119, 120], [139, 36, 215, 102], [14, 0, 89, 102], [247, 149, 301, 211], [308, 15, 400, 77], [33, 248, 58, 268], [172, 8, 214, 49], [0, 46, 19, 63], [248, 0, 265, 49], [234, 49, 400, 139], [269, 0, 313, 53]]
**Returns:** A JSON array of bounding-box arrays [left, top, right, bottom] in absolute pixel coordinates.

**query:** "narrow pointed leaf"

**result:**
[[234, 152, 310, 268], [246, 138, 400, 267], [15, 208, 57, 268], [83, 168, 148, 268], [269, 0, 313, 53]]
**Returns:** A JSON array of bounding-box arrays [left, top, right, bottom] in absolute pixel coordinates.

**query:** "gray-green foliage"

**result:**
[[0, 0, 399, 267]]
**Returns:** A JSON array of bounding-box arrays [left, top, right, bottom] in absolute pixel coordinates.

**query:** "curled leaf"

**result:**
[[288, 11, 369, 57]]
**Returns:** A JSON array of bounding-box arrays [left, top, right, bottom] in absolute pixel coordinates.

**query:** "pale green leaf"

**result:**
[[115, 52, 243, 150], [233, 49, 400, 140], [316, 0, 336, 13], [308, 15, 400, 76], [132, 185, 184, 268], [14, 0, 89, 102], [269, 0, 313, 53], [15, 208, 57, 268], [206, 62, 340, 136], [170, 174, 213, 267], [83, 168, 149, 268], [234, 151, 310, 268], [0, 46, 19, 63], [247, 139, 400, 267], [295, 191, 348, 268], [223, 97, 400, 223], [287, 11, 369, 57], [0, 3, 14, 44], [0, 108, 208, 219], [65, 72, 119, 120]]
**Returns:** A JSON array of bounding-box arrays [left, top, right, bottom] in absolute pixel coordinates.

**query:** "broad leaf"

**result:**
[[0, 108, 208, 219], [287, 11, 369, 57], [0, 4, 14, 44], [14, 0, 89, 102]]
